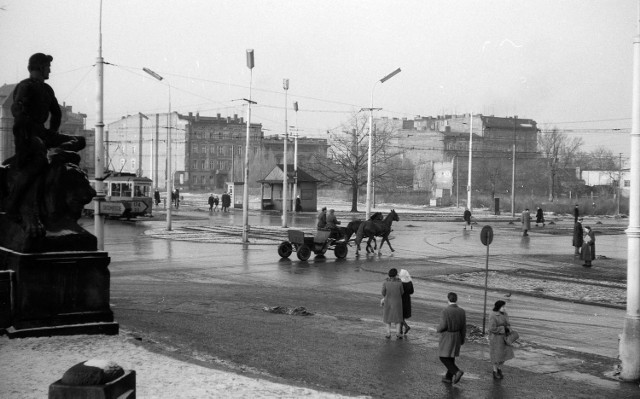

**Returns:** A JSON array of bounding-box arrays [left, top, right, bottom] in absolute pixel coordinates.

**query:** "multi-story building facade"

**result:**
[[385, 114, 538, 201], [105, 112, 328, 191]]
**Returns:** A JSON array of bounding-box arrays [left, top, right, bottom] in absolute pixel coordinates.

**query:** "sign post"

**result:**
[[480, 225, 494, 334]]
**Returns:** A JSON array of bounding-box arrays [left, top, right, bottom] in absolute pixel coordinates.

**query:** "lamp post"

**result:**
[[362, 67, 401, 219], [620, 6, 640, 380], [94, 0, 106, 250], [242, 49, 255, 243], [511, 115, 518, 217], [143, 67, 172, 231], [293, 101, 299, 207], [467, 113, 473, 211], [282, 79, 289, 228]]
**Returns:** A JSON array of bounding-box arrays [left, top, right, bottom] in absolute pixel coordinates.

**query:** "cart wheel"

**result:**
[[334, 243, 348, 259], [278, 241, 293, 258], [297, 245, 312, 261]]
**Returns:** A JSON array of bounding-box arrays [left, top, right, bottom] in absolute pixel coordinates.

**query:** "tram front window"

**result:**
[[123, 184, 132, 198]]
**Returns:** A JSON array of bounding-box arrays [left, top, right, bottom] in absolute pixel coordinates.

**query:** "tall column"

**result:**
[[620, 21, 640, 381], [466, 113, 473, 211]]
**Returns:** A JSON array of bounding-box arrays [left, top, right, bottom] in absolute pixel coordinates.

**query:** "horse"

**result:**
[[354, 209, 399, 256], [342, 212, 383, 252]]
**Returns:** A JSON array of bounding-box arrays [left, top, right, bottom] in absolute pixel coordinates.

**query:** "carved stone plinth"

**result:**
[[0, 247, 118, 338]]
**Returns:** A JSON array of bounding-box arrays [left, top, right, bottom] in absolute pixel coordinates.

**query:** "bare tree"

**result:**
[[538, 128, 583, 201], [306, 113, 401, 212], [475, 157, 510, 199]]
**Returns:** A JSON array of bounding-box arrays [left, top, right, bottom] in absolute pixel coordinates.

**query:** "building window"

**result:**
[[218, 146, 224, 155], [209, 160, 215, 170], [210, 145, 215, 153], [192, 160, 198, 169], [192, 144, 198, 154], [200, 160, 205, 170], [201, 145, 207, 154]]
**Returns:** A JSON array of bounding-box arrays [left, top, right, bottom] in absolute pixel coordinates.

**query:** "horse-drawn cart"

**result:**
[[278, 229, 348, 261]]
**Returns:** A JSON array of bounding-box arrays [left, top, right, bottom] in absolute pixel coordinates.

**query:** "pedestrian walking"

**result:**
[[221, 192, 231, 212], [488, 300, 515, 380], [399, 269, 414, 336], [295, 195, 302, 212], [380, 268, 404, 339], [154, 189, 161, 207], [581, 226, 596, 267], [436, 292, 466, 384], [463, 208, 472, 230], [208, 194, 214, 211], [572, 218, 584, 255], [521, 208, 531, 236], [317, 207, 327, 229], [174, 188, 180, 209], [535, 207, 545, 227], [574, 204, 579, 223], [213, 195, 219, 212]]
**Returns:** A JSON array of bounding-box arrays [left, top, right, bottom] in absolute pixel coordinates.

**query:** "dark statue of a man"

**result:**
[[0, 53, 95, 242]]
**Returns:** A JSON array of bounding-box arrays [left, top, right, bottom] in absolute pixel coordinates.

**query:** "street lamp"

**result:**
[[282, 78, 289, 228], [143, 67, 172, 231], [362, 67, 401, 219], [511, 115, 517, 217], [467, 113, 473, 211], [242, 49, 255, 243], [292, 101, 299, 206]]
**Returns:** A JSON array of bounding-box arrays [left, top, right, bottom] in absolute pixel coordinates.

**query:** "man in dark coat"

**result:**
[[535, 207, 545, 227], [572, 218, 583, 255], [221, 192, 231, 212], [154, 189, 161, 206], [574, 204, 579, 223], [208, 194, 214, 211], [436, 292, 466, 384], [463, 208, 472, 230]]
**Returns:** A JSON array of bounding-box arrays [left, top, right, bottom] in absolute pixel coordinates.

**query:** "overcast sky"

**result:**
[[0, 0, 637, 157]]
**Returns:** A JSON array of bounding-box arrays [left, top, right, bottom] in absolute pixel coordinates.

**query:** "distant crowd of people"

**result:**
[[208, 192, 231, 212]]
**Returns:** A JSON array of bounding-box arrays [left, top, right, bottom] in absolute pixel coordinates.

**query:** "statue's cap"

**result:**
[[28, 53, 53, 70]]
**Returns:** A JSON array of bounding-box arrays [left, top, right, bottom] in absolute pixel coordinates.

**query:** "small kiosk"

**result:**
[[258, 164, 319, 212]]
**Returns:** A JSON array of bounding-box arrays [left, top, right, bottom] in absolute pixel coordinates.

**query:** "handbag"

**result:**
[[504, 329, 520, 345]]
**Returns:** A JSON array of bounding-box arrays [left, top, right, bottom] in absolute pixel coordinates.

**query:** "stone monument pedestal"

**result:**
[[0, 214, 119, 337]]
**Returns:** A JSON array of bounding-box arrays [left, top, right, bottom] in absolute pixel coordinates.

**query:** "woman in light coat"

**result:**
[[381, 268, 404, 339], [488, 300, 514, 379]]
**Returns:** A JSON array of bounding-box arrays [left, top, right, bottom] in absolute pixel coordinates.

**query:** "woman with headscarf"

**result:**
[[488, 300, 514, 379], [399, 269, 414, 336], [380, 268, 404, 339], [581, 226, 596, 267]]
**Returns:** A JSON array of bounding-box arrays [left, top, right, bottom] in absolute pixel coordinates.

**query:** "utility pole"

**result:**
[[242, 49, 255, 243], [292, 101, 299, 203], [618, 153, 623, 215], [282, 79, 289, 228], [511, 115, 518, 217], [620, 3, 640, 380], [94, 0, 106, 250], [467, 113, 473, 211]]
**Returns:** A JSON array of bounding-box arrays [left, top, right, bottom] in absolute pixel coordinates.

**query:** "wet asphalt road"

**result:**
[[80, 210, 640, 398]]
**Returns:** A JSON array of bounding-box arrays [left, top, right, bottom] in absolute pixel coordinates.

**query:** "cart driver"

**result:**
[[326, 209, 342, 239]]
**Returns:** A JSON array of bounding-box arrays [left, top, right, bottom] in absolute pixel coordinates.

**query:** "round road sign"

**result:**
[[480, 225, 494, 246]]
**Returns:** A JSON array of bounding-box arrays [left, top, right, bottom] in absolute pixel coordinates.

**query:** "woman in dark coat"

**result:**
[[580, 226, 596, 267], [488, 300, 514, 379], [572, 218, 583, 255], [399, 269, 414, 336], [535, 207, 545, 227], [381, 268, 404, 339]]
